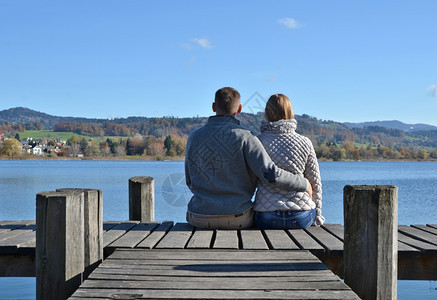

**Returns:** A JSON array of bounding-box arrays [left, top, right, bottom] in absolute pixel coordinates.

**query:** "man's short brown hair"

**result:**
[[215, 87, 241, 114]]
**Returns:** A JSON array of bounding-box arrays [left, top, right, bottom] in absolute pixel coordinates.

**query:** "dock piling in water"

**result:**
[[36, 190, 85, 300], [129, 176, 154, 222], [36, 188, 103, 300], [56, 188, 103, 278], [344, 185, 398, 300]]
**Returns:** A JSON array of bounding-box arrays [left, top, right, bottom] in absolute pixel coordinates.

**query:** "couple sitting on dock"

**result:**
[[185, 87, 325, 230]]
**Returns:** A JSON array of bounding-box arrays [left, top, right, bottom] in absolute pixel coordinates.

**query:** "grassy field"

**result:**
[[21, 130, 127, 142], [21, 130, 83, 140]]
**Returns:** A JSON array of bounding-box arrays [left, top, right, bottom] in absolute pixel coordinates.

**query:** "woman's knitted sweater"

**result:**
[[254, 119, 325, 225]]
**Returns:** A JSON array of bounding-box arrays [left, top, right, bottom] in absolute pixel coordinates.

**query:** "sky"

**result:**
[[1, 0, 437, 125]]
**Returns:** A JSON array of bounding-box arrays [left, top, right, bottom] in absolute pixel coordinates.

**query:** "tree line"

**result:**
[[1, 112, 437, 160], [55, 134, 187, 159]]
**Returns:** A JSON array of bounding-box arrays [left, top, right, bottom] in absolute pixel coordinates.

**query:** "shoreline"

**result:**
[[0, 156, 436, 162], [0, 155, 185, 161]]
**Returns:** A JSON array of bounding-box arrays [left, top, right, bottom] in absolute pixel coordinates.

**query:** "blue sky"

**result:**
[[1, 1, 436, 125]]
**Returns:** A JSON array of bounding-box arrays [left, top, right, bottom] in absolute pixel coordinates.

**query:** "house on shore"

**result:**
[[32, 146, 43, 156]]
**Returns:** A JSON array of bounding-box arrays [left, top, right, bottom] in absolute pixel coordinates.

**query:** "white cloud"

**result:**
[[191, 38, 213, 49], [278, 17, 301, 29], [428, 84, 437, 97], [267, 76, 277, 82]]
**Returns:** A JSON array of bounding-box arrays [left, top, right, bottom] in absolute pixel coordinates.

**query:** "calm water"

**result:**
[[0, 160, 436, 299]]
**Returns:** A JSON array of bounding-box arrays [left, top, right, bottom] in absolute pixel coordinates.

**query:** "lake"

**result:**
[[0, 160, 436, 299]]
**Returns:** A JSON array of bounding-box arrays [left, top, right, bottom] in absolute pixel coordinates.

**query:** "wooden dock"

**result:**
[[1, 220, 437, 281], [71, 248, 357, 299], [1, 184, 436, 299]]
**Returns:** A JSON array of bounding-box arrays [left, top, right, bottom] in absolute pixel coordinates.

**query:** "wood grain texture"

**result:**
[[129, 176, 154, 222], [343, 185, 398, 300], [70, 249, 358, 299], [36, 191, 84, 300], [263, 229, 300, 249], [155, 223, 193, 249], [3, 221, 437, 280]]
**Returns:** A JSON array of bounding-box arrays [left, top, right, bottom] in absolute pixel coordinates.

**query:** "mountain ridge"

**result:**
[[344, 120, 437, 132], [1, 107, 436, 133]]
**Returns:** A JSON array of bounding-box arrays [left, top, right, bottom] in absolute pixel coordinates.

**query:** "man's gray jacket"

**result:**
[[185, 115, 309, 216]]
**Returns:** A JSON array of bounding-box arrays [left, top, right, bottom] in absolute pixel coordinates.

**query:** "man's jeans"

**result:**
[[187, 208, 254, 229], [254, 209, 316, 229]]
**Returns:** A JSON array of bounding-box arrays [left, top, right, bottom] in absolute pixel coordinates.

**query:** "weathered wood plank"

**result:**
[[213, 230, 239, 249], [287, 229, 325, 256], [88, 272, 341, 282], [0, 231, 36, 254], [97, 258, 323, 268], [136, 221, 173, 249], [263, 229, 300, 249], [92, 264, 329, 274], [306, 226, 343, 256], [240, 229, 269, 250], [411, 224, 437, 235], [0, 220, 35, 226], [92, 256, 330, 268], [397, 241, 422, 257], [398, 232, 437, 255], [90, 266, 335, 278], [309, 224, 421, 258], [0, 221, 15, 226], [0, 221, 34, 234], [186, 229, 213, 249], [154, 223, 193, 249], [71, 248, 359, 300], [70, 288, 359, 299], [78, 278, 349, 290], [103, 221, 139, 248], [0, 224, 36, 242], [1, 221, 434, 258], [322, 224, 344, 241], [399, 225, 437, 246], [107, 223, 159, 248], [108, 249, 318, 261]]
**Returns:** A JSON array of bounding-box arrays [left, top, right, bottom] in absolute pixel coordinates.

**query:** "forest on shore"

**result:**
[[1, 107, 437, 161]]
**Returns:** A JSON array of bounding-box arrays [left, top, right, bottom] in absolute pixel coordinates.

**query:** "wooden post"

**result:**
[[344, 185, 398, 300], [57, 188, 103, 278], [36, 190, 84, 300], [129, 176, 154, 222]]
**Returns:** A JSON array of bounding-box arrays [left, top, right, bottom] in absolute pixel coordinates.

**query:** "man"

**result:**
[[185, 87, 311, 229]]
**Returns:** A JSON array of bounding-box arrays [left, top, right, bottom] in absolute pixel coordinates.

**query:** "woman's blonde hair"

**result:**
[[264, 94, 294, 122]]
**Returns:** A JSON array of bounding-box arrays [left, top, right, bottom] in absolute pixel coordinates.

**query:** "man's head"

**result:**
[[213, 87, 242, 116]]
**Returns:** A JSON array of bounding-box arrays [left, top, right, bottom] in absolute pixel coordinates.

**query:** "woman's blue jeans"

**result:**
[[254, 209, 316, 229]]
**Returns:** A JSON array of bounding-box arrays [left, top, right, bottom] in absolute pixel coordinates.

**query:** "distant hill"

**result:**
[[344, 120, 437, 132], [0, 107, 101, 128], [1, 107, 437, 149]]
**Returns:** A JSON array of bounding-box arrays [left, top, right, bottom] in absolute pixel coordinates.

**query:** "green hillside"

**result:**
[[1, 107, 437, 160]]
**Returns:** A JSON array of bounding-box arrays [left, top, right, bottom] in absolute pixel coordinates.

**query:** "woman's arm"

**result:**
[[304, 142, 325, 225]]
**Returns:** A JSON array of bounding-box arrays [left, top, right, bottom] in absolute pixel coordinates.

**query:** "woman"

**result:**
[[254, 94, 325, 229]]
